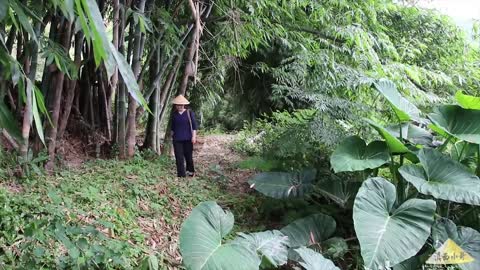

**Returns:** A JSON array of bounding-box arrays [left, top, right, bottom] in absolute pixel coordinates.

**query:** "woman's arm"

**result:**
[[192, 130, 197, 144], [171, 114, 175, 138], [191, 111, 198, 144]]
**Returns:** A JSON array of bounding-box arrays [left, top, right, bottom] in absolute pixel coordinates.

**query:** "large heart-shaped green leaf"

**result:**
[[451, 141, 478, 161], [330, 136, 389, 173], [366, 119, 410, 154], [322, 237, 349, 258], [140, 254, 159, 270], [293, 247, 340, 270], [456, 91, 480, 110], [428, 105, 480, 144], [233, 230, 289, 267], [428, 123, 450, 139], [393, 256, 422, 270], [432, 218, 480, 270], [248, 169, 316, 199], [179, 201, 260, 270], [353, 177, 436, 269], [386, 123, 433, 146], [315, 179, 361, 208], [281, 213, 336, 248], [399, 148, 480, 205], [451, 141, 479, 168], [373, 79, 421, 122]]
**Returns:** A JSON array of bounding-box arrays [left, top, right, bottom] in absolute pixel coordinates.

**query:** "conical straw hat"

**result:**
[[172, 95, 190, 105]]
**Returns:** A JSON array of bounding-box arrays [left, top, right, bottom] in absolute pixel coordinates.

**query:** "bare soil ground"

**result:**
[[194, 134, 255, 192], [153, 134, 258, 268]]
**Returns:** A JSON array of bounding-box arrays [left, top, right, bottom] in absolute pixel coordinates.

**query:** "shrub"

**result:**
[[233, 109, 330, 170]]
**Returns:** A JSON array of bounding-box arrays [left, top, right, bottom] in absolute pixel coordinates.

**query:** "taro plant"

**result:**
[[334, 80, 480, 269], [178, 80, 480, 269], [179, 201, 341, 270], [240, 79, 480, 269]]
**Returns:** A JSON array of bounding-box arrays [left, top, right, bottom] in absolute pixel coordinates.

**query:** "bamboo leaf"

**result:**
[[83, 0, 116, 77], [75, 0, 91, 43], [8, 8, 20, 30], [134, 11, 152, 33], [33, 84, 52, 126], [64, 0, 75, 21], [29, 79, 45, 145], [10, 0, 38, 43], [81, 0, 106, 67], [51, 0, 75, 21], [109, 43, 150, 111]]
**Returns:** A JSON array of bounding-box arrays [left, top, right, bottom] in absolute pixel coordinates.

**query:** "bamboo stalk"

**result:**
[[45, 21, 72, 171], [126, 0, 147, 158], [58, 32, 84, 140]]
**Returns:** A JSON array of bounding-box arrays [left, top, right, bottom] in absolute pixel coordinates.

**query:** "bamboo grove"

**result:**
[[1, 0, 480, 172], [0, 0, 219, 170]]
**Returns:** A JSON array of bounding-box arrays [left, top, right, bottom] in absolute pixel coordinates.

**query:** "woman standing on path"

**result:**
[[171, 95, 197, 177]]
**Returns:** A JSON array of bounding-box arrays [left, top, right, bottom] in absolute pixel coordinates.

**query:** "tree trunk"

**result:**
[[27, 19, 43, 82], [111, 0, 120, 142], [5, 26, 16, 54], [178, 32, 197, 96], [45, 21, 72, 171], [27, 19, 44, 156], [117, 1, 129, 159], [20, 55, 32, 163], [15, 31, 24, 121], [160, 53, 183, 156], [41, 16, 60, 103], [143, 43, 161, 151], [126, 0, 147, 158], [144, 24, 194, 101], [158, 52, 183, 125], [58, 32, 84, 140], [99, 70, 112, 140]]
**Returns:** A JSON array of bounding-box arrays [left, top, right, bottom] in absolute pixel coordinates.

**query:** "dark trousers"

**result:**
[[173, 140, 194, 177]]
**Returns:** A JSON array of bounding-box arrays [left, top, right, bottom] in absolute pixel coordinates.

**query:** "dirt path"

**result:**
[[154, 134, 256, 268], [194, 134, 254, 192]]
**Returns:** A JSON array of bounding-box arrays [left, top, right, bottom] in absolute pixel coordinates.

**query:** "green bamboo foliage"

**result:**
[[0, 0, 479, 169]]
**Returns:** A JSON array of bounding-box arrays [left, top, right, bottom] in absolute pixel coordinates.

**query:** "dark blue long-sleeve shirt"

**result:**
[[171, 110, 197, 141]]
